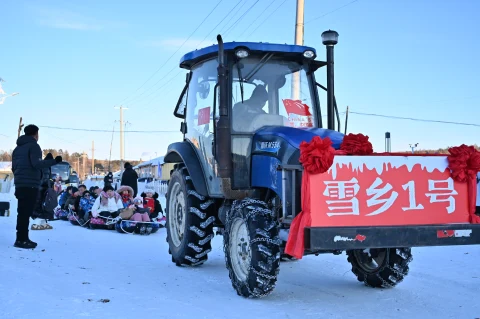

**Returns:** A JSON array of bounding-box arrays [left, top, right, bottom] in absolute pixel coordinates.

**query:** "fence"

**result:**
[[137, 179, 168, 196]]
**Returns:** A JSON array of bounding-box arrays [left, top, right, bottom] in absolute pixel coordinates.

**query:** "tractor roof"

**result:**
[[179, 42, 317, 69]]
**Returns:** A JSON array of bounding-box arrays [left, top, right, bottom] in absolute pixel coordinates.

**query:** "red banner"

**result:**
[[282, 99, 313, 128], [197, 107, 210, 126], [309, 156, 470, 227]]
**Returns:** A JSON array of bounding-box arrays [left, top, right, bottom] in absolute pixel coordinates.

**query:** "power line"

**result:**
[[124, 65, 179, 107], [223, 0, 261, 37], [197, 0, 244, 48], [128, 67, 183, 107], [140, 72, 185, 111], [246, 0, 288, 38], [237, 0, 277, 39], [305, 0, 359, 24], [116, 0, 224, 107], [38, 125, 180, 133], [218, 0, 249, 35], [350, 111, 480, 127]]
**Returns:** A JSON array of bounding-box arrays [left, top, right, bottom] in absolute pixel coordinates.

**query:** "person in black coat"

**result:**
[[104, 172, 113, 188], [32, 152, 55, 220], [121, 162, 138, 197], [12, 124, 62, 249]]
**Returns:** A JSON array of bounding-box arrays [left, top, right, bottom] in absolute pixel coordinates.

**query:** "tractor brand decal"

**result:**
[[197, 106, 210, 126], [437, 229, 472, 238], [333, 234, 366, 242], [282, 99, 314, 128], [256, 141, 281, 154], [260, 141, 280, 149], [308, 156, 470, 227]]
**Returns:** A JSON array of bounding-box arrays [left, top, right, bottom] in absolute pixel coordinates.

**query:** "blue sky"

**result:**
[[0, 0, 479, 161]]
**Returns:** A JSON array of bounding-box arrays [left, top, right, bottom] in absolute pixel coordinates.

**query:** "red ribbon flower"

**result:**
[[448, 144, 480, 182], [448, 144, 480, 223], [299, 136, 335, 175], [340, 133, 374, 155]]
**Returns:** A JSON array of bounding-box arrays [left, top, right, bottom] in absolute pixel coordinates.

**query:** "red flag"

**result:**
[[282, 99, 312, 116], [197, 107, 210, 125]]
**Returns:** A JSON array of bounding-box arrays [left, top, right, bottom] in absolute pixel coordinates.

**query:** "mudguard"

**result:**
[[164, 141, 209, 197]]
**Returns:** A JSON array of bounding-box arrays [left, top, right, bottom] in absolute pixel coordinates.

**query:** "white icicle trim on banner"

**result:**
[[328, 156, 449, 180]]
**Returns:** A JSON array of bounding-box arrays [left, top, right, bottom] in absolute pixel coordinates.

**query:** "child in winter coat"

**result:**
[[141, 184, 164, 225], [117, 185, 134, 208], [91, 185, 124, 218], [79, 190, 96, 221], [54, 176, 63, 194], [59, 186, 74, 209], [129, 197, 151, 222], [64, 186, 79, 210]]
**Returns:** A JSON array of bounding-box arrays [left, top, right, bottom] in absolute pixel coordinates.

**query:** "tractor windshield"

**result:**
[[231, 55, 317, 133]]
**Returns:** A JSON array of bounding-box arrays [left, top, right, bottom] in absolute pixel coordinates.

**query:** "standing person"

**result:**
[[31, 152, 57, 230], [121, 162, 138, 197], [11, 124, 62, 249], [104, 172, 113, 188]]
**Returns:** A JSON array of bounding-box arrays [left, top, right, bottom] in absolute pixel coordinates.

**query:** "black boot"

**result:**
[[14, 240, 36, 249], [27, 238, 38, 247]]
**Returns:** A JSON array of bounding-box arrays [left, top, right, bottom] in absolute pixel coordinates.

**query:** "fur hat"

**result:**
[[117, 185, 134, 197]]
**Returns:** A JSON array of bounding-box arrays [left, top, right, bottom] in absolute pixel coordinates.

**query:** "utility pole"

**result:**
[[114, 106, 128, 171], [91, 141, 95, 174], [292, 0, 304, 100], [17, 117, 24, 138], [124, 121, 131, 162], [81, 151, 88, 179]]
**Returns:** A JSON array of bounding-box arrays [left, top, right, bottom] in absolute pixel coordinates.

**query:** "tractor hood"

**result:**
[[251, 126, 345, 165]]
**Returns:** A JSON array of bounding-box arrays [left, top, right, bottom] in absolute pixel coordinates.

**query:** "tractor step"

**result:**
[[304, 224, 480, 251]]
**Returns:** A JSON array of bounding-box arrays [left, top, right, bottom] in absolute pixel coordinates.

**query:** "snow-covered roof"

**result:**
[[0, 162, 12, 171], [134, 156, 164, 169]]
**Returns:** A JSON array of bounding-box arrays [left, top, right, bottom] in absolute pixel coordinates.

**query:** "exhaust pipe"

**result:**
[[321, 30, 339, 131], [215, 35, 232, 180], [385, 132, 391, 152]]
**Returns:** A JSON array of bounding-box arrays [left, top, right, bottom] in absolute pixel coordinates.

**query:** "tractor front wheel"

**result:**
[[346, 248, 412, 288], [224, 198, 281, 298], [166, 164, 215, 266]]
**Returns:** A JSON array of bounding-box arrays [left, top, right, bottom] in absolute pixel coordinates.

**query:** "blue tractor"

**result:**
[[164, 30, 347, 297], [164, 30, 423, 298]]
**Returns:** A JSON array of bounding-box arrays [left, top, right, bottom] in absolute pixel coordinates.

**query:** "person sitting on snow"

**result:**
[[79, 190, 96, 222], [129, 197, 151, 222], [141, 184, 164, 225], [59, 186, 74, 209], [64, 186, 80, 211], [89, 186, 100, 199], [91, 185, 124, 219], [53, 175, 63, 194], [117, 185, 134, 208]]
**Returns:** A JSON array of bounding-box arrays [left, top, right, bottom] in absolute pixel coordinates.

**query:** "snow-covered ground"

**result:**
[[0, 194, 479, 319]]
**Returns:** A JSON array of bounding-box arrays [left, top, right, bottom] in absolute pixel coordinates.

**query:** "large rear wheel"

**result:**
[[346, 248, 412, 288], [224, 198, 281, 298], [166, 164, 215, 266]]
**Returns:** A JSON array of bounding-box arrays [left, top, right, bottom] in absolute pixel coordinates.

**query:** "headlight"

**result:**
[[303, 50, 315, 58], [235, 49, 249, 58]]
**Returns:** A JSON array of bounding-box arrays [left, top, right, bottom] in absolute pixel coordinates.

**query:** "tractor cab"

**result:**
[[173, 37, 342, 197]]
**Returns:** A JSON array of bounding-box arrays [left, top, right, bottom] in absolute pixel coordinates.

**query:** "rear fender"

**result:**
[[164, 142, 208, 197]]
